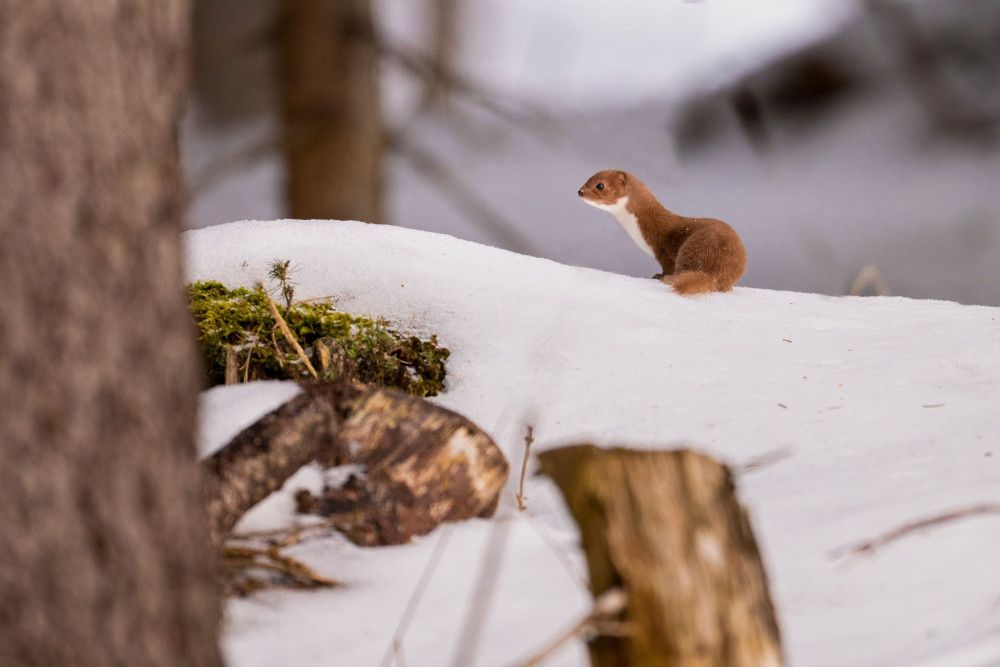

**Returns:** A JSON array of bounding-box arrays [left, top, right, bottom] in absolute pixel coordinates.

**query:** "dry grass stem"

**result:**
[[265, 293, 319, 379], [450, 517, 512, 667], [514, 588, 628, 667], [222, 544, 337, 594], [521, 511, 588, 589], [835, 503, 1000, 557], [379, 527, 454, 667], [740, 447, 794, 474], [516, 425, 533, 511]]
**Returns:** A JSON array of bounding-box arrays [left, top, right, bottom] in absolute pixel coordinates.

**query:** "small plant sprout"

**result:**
[[269, 259, 296, 310]]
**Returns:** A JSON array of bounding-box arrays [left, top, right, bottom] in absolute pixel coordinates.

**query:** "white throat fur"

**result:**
[[586, 196, 655, 258]]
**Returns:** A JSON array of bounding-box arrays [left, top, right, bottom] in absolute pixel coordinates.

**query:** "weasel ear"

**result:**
[[619, 172, 628, 186]]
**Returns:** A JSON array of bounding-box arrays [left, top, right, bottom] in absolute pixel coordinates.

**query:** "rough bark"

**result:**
[[0, 2, 223, 665], [279, 0, 382, 222], [538, 445, 783, 667], [203, 384, 352, 544], [204, 382, 508, 546]]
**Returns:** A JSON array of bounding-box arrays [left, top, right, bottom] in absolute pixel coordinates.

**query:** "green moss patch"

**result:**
[[187, 281, 449, 396]]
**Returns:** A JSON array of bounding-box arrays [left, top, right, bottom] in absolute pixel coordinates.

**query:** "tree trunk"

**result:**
[[538, 445, 783, 667], [421, 0, 463, 111], [0, 2, 223, 665], [279, 0, 382, 222]]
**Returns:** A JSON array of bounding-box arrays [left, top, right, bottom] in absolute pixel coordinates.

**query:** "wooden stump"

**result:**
[[538, 445, 783, 667]]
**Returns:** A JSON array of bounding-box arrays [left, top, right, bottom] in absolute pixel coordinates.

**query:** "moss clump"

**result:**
[[187, 281, 449, 396]]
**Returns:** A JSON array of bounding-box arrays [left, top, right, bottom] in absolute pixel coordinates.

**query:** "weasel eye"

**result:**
[[596, 183, 604, 190]]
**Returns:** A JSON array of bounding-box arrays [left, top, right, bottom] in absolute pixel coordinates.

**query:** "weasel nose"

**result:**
[[577, 189, 584, 196]]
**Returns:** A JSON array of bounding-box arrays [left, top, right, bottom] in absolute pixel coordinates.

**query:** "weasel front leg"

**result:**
[[658, 274, 676, 285]]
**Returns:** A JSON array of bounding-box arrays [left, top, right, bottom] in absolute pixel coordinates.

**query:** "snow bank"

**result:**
[[186, 220, 1000, 667]]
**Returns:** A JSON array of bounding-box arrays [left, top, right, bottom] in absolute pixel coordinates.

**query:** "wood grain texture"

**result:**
[[539, 445, 783, 667], [205, 382, 508, 546]]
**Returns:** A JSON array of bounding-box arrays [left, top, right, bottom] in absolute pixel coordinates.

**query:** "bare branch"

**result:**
[[450, 517, 512, 667], [520, 511, 589, 589], [222, 544, 337, 594], [834, 503, 1000, 558], [389, 133, 541, 256], [379, 528, 455, 667], [378, 39, 553, 131], [514, 588, 629, 667], [186, 137, 281, 201], [516, 425, 534, 510]]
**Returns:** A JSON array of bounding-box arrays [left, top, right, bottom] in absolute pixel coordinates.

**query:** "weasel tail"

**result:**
[[670, 272, 719, 296]]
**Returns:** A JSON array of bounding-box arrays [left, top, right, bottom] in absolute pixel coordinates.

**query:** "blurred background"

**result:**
[[183, 0, 1000, 305]]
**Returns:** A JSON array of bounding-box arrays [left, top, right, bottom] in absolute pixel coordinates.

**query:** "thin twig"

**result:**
[[265, 293, 319, 379], [833, 503, 1000, 558], [450, 516, 512, 667], [270, 329, 284, 369], [230, 513, 367, 547], [187, 137, 282, 200], [222, 545, 338, 592], [520, 511, 588, 589], [379, 527, 455, 667], [514, 588, 629, 667], [378, 39, 553, 131], [388, 133, 540, 257], [297, 295, 340, 305], [241, 323, 265, 383], [739, 447, 794, 474], [516, 425, 534, 510], [392, 640, 407, 667]]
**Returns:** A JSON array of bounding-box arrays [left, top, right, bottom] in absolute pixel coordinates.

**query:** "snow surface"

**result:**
[[186, 220, 1000, 667]]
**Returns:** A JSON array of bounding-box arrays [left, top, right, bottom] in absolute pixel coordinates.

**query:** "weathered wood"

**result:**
[[204, 382, 508, 546], [302, 385, 510, 545], [202, 384, 355, 544], [538, 445, 783, 667], [225, 345, 240, 384]]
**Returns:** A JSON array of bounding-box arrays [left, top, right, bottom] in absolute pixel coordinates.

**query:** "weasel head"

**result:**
[[577, 170, 656, 258], [577, 170, 631, 209]]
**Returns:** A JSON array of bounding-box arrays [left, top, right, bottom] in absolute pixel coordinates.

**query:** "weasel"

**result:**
[[577, 170, 746, 295]]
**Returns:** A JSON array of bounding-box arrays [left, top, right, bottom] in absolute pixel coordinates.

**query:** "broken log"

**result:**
[[297, 384, 509, 545], [202, 384, 351, 544], [538, 445, 783, 667], [202, 382, 508, 546]]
